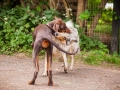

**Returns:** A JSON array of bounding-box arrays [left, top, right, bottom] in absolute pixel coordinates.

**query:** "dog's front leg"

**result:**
[[69, 55, 74, 70], [46, 46, 53, 86], [62, 52, 68, 73]]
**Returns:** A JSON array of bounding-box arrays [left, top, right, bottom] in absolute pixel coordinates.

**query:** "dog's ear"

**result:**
[[54, 16, 58, 19], [54, 17, 61, 20], [53, 23, 59, 32]]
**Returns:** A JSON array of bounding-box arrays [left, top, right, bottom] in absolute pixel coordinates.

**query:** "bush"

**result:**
[[81, 50, 120, 66], [77, 27, 108, 53], [0, 4, 60, 55], [0, 5, 42, 54], [77, 27, 120, 66]]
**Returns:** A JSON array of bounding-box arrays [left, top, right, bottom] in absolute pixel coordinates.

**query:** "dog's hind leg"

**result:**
[[46, 45, 53, 86], [42, 52, 47, 76], [28, 42, 41, 85]]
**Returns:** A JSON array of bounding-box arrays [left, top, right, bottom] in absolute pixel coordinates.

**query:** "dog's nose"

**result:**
[[74, 40, 78, 42]]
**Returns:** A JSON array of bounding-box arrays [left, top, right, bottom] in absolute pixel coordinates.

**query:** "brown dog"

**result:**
[[28, 22, 78, 86]]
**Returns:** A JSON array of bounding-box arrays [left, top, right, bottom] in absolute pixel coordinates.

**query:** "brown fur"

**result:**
[[42, 40, 50, 48]]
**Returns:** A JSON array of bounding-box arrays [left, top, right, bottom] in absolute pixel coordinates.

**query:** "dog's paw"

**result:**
[[28, 81, 35, 85], [64, 68, 68, 73], [61, 63, 65, 67], [69, 68, 73, 71], [42, 72, 47, 77], [69, 66, 73, 71], [48, 81, 53, 86]]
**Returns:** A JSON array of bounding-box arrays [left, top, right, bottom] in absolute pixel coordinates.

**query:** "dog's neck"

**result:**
[[46, 25, 55, 36]]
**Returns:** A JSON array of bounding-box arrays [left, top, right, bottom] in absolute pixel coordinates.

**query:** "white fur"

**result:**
[[42, 20, 80, 76]]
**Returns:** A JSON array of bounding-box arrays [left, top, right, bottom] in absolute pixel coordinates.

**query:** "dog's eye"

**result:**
[[54, 33, 58, 36], [64, 37, 66, 40]]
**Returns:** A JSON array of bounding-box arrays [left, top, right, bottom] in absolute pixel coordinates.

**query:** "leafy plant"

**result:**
[[79, 10, 90, 21], [79, 0, 102, 21], [79, 30, 108, 53], [81, 50, 120, 66], [0, 5, 42, 54], [94, 24, 112, 34], [42, 8, 59, 23]]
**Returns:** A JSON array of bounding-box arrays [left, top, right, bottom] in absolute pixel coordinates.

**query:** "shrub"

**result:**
[[77, 27, 108, 53], [81, 50, 120, 66], [0, 5, 42, 54]]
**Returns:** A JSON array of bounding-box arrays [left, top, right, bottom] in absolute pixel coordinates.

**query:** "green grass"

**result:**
[[94, 24, 112, 34], [80, 50, 120, 67]]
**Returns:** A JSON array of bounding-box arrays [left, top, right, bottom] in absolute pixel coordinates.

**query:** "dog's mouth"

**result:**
[[54, 32, 78, 45], [66, 38, 70, 45]]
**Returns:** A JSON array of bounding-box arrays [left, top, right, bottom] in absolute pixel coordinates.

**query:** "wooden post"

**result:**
[[110, 0, 120, 54], [76, 0, 86, 27]]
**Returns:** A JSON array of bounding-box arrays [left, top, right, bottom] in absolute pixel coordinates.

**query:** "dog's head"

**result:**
[[54, 32, 78, 45], [48, 17, 71, 33]]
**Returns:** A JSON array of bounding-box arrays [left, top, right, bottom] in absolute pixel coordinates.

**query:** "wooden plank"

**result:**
[[33, 0, 39, 2], [54, 0, 78, 3], [57, 6, 77, 9]]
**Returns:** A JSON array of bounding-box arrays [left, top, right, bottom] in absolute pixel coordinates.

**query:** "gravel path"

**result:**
[[0, 55, 120, 90]]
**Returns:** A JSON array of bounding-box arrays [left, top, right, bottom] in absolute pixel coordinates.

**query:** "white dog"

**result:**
[[42, 20, 80, 76]]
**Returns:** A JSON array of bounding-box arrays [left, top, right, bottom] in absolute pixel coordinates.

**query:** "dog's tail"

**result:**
[[45, 37, 79, 55]]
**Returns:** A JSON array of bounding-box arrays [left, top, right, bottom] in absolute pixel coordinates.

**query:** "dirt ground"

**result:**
[[0, 54, 120, 90]]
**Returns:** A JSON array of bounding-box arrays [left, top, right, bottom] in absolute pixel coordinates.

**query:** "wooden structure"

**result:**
[[54, 0, 78, 16]]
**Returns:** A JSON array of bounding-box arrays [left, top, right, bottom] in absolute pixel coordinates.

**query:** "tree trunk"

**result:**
[[76, 0, 86, 27], [110, 0, 120, 54], [88, 0, 107, 36], [49, 0, 57, 9]]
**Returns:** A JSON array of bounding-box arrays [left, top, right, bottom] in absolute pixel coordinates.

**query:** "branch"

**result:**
[[62, 0, 70, 18], [0, 17, 5, 22], [20, 0, 25, 7]]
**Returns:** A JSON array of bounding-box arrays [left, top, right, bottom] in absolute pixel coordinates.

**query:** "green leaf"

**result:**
[[25, 23, 30, 28], [45, 15, 52, 19], [36, 6, 41, 12], [22, 14, 28, 20], [79, 10, 90, 20], [31, 27, 35, 31], [19, 26, 24, 31]]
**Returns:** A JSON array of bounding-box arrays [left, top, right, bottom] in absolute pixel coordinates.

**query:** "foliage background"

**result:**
[[0, 5, 41, 54], [0, 0, 120, 66]]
